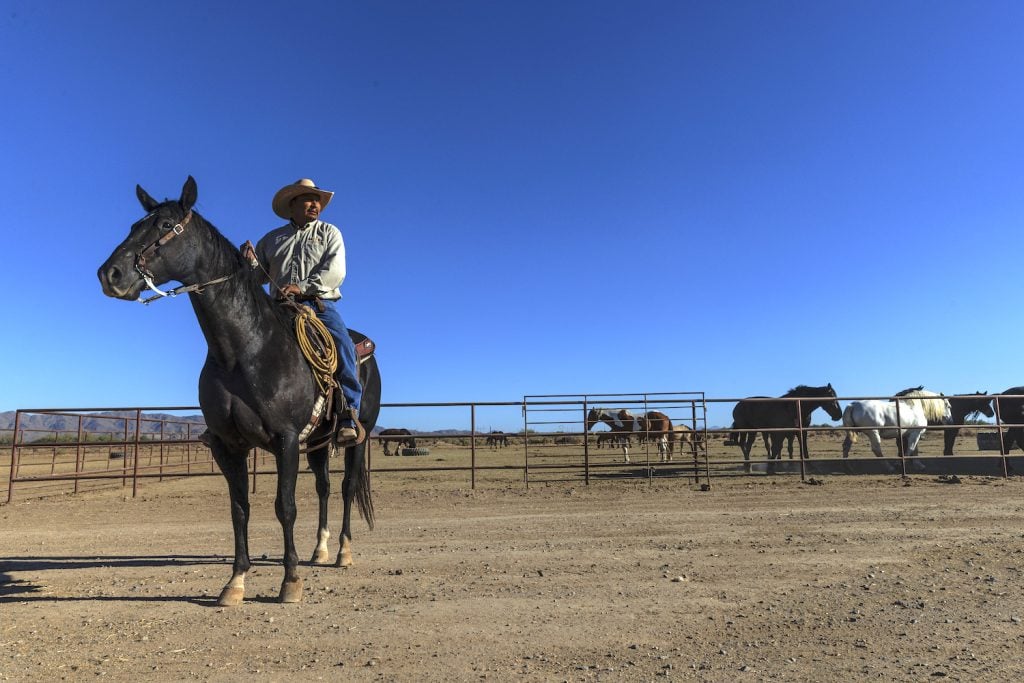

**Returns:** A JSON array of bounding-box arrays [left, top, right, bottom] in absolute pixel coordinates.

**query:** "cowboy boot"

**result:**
[[335, 406, 365, 447]]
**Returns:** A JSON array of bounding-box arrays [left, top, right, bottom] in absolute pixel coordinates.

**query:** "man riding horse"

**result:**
[[243, 179, 364, 446]]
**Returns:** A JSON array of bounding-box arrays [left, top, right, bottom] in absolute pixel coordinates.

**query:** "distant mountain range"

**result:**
[[0, 410, 482, 442], [0, 411, 207, 440]]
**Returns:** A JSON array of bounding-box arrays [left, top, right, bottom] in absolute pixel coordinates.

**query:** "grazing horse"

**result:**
[[378, 428, 416, 456], [636, 411, 674, 462], [841, 396, 949, 458], [585, 408, 637, 462], [895, 387, 990, 455], [994, 387, 1024, 453], [485, 431, 509, 449], [727, 385, 843, 468], [98, 177, 381, 606]]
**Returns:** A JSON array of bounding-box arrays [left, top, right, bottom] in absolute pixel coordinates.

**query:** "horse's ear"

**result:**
[[179, 176, 197, 212], [136, 184, 159, 212]]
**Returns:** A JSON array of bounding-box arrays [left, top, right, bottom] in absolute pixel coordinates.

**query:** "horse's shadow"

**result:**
[[0, 554, 280, 607]]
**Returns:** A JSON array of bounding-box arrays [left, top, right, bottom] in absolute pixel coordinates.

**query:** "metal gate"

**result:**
[[521, 392, 710, 487]]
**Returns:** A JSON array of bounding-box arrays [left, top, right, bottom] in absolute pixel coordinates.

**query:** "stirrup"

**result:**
[[334, 408, 366, 447]]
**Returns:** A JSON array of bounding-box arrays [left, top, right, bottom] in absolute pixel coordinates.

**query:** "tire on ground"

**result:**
[[401, 447, 430, 457]]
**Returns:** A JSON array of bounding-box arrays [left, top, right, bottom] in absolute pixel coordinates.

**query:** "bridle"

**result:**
[[133, 209, 234, 305]]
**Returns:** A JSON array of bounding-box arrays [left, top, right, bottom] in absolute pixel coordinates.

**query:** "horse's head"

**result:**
[[585, 408, 603, 431], [98, 177, 200, 301], [970, 392, 995, 419], [821, 384, 843, 421]]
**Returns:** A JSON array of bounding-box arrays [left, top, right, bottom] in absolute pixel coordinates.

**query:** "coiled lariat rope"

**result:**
[[294, 305, 338, 397], [245, 248, 339, 397]]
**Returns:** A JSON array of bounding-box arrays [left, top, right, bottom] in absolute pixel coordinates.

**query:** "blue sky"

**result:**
[[2, 1, 1022, 430]]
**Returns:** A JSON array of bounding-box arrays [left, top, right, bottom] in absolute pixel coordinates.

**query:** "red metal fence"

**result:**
[[4, 393, 1023, 503]]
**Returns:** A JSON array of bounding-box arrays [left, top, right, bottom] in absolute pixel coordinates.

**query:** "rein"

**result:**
[[134, 209, 235, 305]]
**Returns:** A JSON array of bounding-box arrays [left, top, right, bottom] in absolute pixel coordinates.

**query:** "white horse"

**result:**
[[586, 408, 637, 462], [893, 387, 955, 425], [841, 396, 951, 458]]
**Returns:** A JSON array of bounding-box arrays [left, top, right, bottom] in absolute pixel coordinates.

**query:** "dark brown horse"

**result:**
[[596, 431, 632, 449], [994, 387, 1024, 454], [485, 431, 510, 448], [98, 177, 380, 606], [378, 428, 416, 456], [727, 384, 842, 469], [895, 387, 993, 455]]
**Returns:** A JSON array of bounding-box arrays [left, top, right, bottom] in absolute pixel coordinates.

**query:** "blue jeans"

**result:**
[[306, 299, 361, 418]]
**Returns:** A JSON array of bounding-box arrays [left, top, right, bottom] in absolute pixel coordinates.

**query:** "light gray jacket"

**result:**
[[254, 220, 346, 300]]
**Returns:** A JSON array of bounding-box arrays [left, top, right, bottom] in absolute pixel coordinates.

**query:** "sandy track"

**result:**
[[2, 473, 1024, 681]]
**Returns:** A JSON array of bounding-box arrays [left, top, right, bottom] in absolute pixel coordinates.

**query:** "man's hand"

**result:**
[[240, 240, 258, 266], [280, 283, 302, 298]]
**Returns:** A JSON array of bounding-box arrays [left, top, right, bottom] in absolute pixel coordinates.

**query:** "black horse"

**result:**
[[995, 387, 1024, 454], [727, 384, 843, 469], [896, 386, 994, 455], [98, 177, 380, 606]]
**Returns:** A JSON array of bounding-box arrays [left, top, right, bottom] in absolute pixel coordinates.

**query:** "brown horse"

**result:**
[[596, 431, 632, 449], [637, 411, 675, 462], [671, 424, 706, 456]]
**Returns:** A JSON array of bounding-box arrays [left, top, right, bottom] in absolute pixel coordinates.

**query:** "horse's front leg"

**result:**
[[307, 444, 332, 565], [943, 426, 959, 456], [274, 433, 303, 603], [206, 436, 252, 607]]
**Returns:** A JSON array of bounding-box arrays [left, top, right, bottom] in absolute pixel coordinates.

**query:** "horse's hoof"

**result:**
[[336, 537, 354, 568], [310, 549, 331, 565], [217, 586, 245, 607], [279, 578, 303, 603]]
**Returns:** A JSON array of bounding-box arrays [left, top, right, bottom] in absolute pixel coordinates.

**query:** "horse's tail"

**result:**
[[842, 404, 859, 443], [351, 449, 375, 529]]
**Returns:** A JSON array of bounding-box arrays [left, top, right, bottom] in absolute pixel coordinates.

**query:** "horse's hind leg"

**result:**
[[307, 445, 332, 565], [336, 441, 374, 568], [868, 432, 885, 458], [740, 434, 753, 472], [206, 436, 252, 607]]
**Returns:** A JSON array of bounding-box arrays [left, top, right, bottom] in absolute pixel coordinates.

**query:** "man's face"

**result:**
[[290, 193, 322, 225]]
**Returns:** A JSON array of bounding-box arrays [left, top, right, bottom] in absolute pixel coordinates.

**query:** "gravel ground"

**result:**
[[2, 472, 1024, 681]]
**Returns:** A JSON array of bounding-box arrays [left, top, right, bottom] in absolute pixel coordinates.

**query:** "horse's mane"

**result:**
[[897, 390, 950, 423], [192, 209, 297, 330], [784, 384, 833, 397]]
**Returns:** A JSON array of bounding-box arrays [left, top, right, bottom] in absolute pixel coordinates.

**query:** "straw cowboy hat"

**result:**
[[272, 178, 334, 219]]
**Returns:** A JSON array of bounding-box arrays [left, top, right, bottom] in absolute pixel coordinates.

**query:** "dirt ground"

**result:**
[[2, 470, 1024, 682]]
